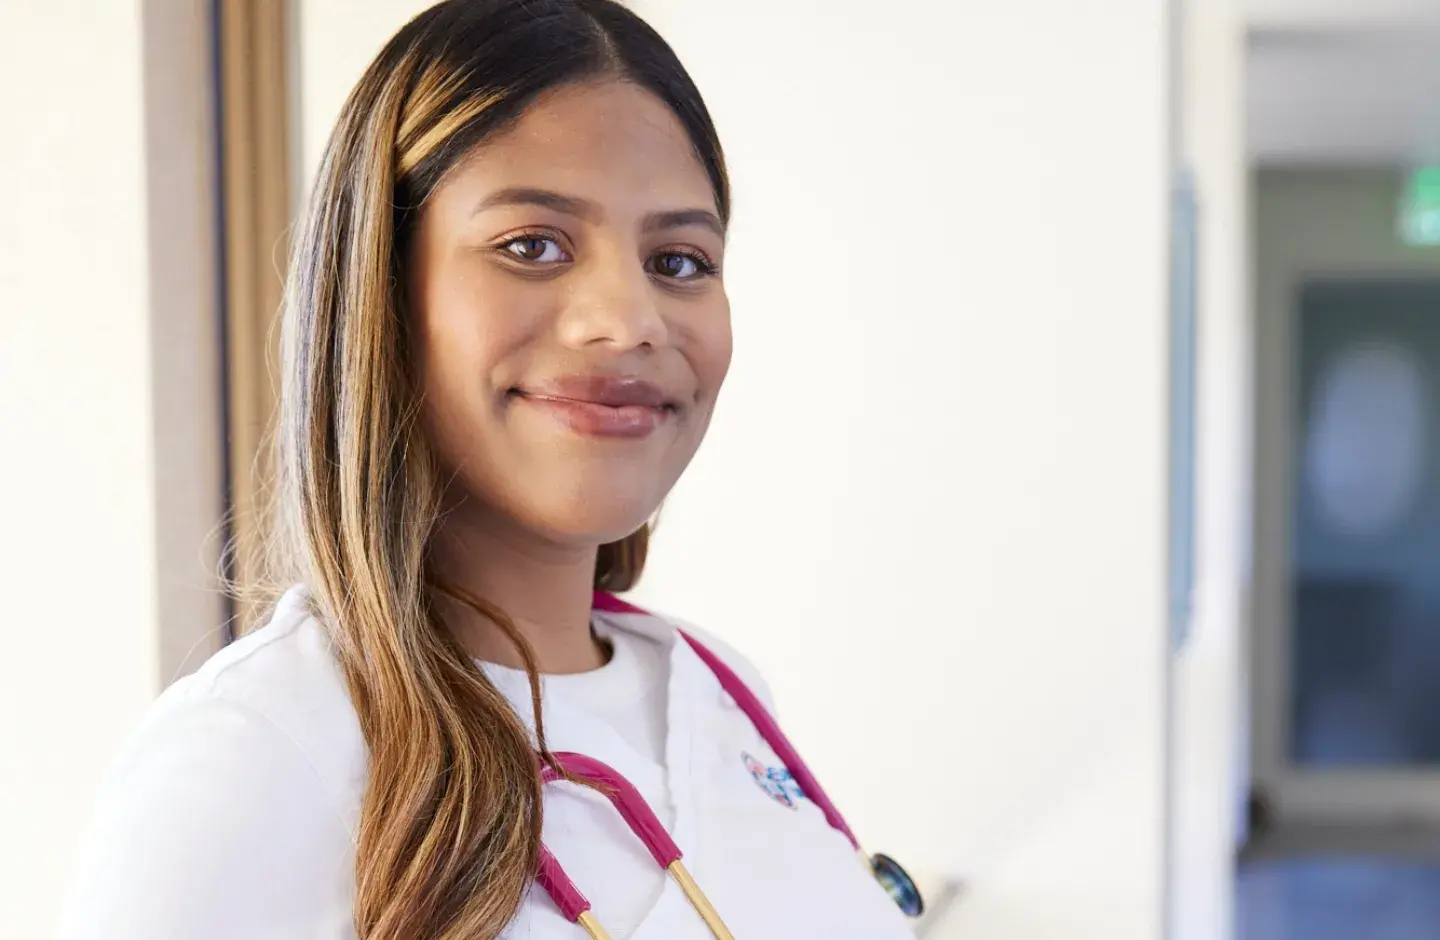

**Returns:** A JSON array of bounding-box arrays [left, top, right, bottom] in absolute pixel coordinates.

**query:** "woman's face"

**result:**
[[410, 80, 731, 547]]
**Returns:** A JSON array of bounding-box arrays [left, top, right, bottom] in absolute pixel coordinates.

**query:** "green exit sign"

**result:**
[[1400, 167, 1440, 246]]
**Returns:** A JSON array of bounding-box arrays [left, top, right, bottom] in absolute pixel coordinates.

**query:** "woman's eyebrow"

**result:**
[[643, 208, 725, 238], [471, 187, 600, 220], [472, 187, 723, 237]]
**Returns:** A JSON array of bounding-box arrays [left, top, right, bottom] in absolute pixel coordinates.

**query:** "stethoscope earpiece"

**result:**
[[869, 853, 924, 918]]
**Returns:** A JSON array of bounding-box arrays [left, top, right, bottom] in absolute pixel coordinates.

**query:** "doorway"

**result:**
[[1278, 278, 1440, 816], [1251, 171, 1440, 824]]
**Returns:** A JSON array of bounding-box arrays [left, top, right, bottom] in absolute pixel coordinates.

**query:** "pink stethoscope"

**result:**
[[532, 593, 924, 939]]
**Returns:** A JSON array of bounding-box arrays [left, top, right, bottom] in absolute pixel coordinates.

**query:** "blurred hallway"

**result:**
[[1241, 3, 1440, 938]]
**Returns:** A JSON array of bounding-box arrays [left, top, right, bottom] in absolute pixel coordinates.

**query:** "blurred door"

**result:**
[[1271, 278, 1440, 820]]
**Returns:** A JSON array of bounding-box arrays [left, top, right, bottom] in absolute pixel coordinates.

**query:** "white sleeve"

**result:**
[[59, 692, 353, 940]]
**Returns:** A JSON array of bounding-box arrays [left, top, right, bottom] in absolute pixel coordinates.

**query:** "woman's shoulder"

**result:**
[[60, 588, 362, 939], [137, 586, 365, 806]]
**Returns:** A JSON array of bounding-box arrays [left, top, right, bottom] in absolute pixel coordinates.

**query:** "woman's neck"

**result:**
[[430, 505, 608, 675]]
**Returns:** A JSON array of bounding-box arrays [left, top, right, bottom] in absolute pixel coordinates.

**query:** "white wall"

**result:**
[[1171, 0, 1249, 937], [296, 3, 1173, 938], [622, 4, 1171, 938], [296, 0, 433, 182], [0, 2, 224, 935]]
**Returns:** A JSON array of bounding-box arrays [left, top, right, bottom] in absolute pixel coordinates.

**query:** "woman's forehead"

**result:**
[[435, 81, 715, 219]]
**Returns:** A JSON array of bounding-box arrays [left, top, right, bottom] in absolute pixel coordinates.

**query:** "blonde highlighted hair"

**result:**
[[260, 1, 728, 937]]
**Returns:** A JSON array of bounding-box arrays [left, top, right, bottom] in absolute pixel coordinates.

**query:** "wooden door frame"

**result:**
[[141, 0, 232, 683], [216, 0, 293, 637]]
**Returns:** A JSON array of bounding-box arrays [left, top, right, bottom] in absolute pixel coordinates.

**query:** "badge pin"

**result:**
[[742, 751, 803, 809]]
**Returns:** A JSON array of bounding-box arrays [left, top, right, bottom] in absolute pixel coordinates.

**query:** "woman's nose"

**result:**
[[556, 250, 668, 352]]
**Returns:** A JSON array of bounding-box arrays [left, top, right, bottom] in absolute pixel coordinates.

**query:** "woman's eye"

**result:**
[[502, 236, 567, 264], [651, 252, 712, 280]]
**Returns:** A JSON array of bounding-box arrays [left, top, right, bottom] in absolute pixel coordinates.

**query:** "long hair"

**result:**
[[265, 2, 730, 937]]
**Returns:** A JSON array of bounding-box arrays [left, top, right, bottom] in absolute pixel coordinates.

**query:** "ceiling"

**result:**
[[1246, 0, 1440, 165]]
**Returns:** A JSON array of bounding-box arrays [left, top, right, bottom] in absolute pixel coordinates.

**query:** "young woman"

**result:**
[[61, 2, 919, 937]]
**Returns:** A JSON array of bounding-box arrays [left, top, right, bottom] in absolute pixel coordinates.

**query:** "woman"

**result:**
[[61, 2, 918, 937]]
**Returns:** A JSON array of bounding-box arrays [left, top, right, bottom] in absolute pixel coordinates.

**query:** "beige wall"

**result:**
[[0, 2, 224, 934]]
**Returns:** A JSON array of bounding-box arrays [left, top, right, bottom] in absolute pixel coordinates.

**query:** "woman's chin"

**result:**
[[452, 469, 671, 549], [523, 499, 657, 549]]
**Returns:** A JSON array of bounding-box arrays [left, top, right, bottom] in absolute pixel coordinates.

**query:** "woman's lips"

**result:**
[[513, 375, 676, 440]]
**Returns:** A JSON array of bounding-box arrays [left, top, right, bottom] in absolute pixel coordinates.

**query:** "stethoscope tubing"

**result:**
[[531, 596, 919, 937], [536, 752, 735, 939], [676, 630, 860, 849]]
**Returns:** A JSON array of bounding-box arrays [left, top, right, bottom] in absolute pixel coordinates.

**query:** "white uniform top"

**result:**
[[59, 587, 914, 940]]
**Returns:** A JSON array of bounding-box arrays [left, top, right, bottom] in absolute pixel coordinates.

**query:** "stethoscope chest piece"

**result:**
[[869, 853, 924, 918]]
